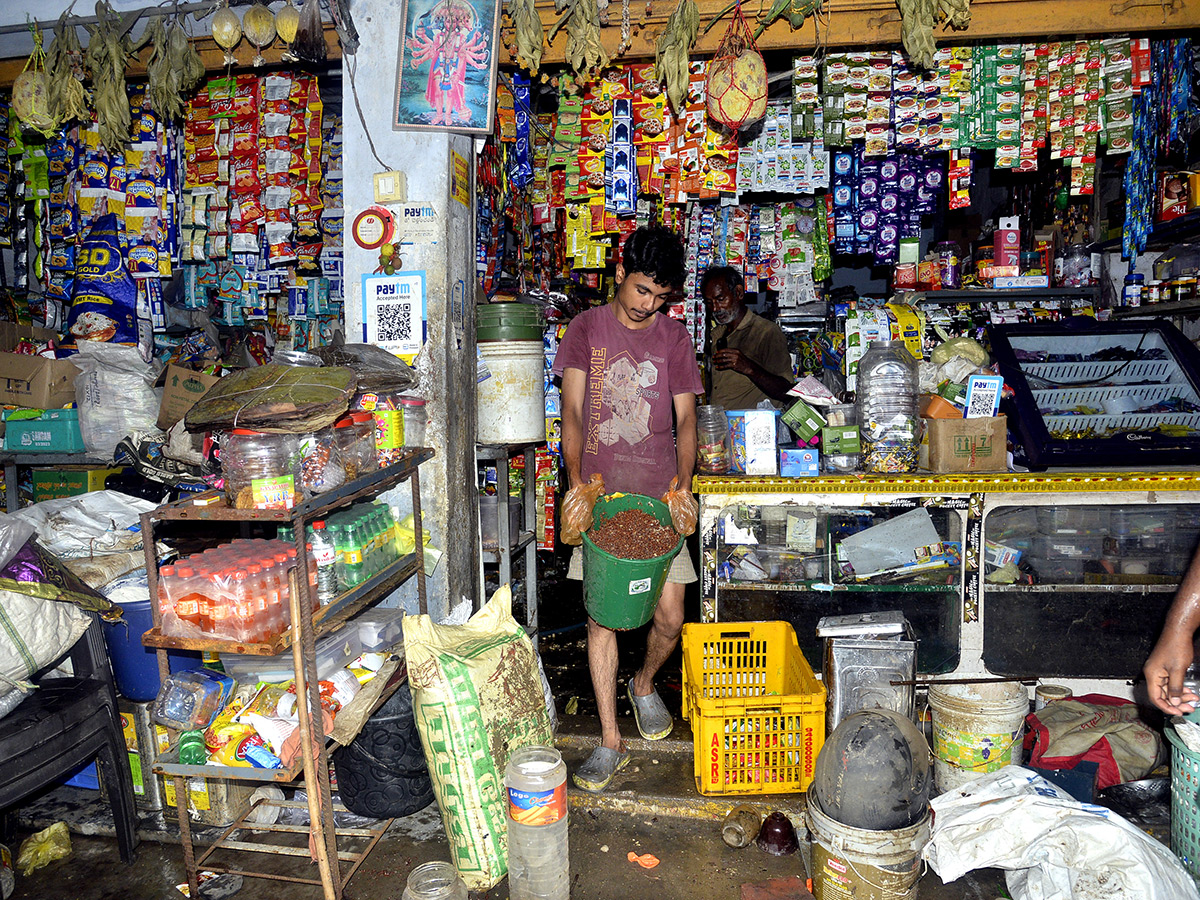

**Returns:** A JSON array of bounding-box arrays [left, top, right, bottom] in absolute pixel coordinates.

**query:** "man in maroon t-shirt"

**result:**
[[553, 225, 703, 792]]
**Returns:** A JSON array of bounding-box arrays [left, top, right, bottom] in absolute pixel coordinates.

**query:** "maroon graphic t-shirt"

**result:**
[[553, 304, 703, 499]]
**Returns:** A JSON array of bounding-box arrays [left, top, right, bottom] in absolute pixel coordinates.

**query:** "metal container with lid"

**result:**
[[817, 611, 918, 736]]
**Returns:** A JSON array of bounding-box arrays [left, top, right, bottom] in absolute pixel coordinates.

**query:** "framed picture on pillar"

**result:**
[[393, 0, 501, 134]]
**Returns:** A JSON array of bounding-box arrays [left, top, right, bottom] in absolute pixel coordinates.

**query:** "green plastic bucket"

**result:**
[[477, 303, 543, 342], [582, 493, 683, 630]]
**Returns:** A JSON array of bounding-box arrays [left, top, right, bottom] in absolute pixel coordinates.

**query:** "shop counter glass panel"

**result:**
[[981, 503, 1200, 677], [712, 502, 963, 675]]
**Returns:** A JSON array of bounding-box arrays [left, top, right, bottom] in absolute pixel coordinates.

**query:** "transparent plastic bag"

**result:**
[[662, 476, 698, 537], [561, 473, 604, 546]]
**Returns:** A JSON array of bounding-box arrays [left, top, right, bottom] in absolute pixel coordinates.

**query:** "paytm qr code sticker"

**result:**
[[363, 271, 426, 362], [963, 374, 1003, 419]]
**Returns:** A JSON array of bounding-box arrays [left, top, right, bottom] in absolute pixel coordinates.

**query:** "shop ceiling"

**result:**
[[0, 0, 340, 89], [499, 0, 1199, 66]]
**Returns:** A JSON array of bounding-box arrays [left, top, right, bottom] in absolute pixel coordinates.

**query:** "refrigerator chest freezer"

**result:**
[[988, 318, 1200, 470]]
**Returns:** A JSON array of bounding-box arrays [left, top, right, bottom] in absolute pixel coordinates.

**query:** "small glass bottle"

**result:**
[[401, 862, 468, 900]]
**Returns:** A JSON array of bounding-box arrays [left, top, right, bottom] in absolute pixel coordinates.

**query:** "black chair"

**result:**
[[0, 610, 139, 863]]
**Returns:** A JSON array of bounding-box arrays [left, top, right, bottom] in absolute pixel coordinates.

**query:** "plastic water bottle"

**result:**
[[505, 745, 569, 900], [856, 339, 919, 474], [310, 521, 339, 603]]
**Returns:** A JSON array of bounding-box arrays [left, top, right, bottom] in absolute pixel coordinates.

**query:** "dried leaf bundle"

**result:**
[[655, 0, 698, 114]]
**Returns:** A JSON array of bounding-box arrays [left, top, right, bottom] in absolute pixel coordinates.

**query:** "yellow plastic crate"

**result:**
[[682, 621, 826, 796]]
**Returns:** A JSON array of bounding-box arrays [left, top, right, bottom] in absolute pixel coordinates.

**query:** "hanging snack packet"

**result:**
[[65, 213, 139, 348]]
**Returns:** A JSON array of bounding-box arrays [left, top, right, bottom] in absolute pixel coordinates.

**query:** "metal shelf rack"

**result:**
[[477, 443, 539, 643], [140, 448, 433, 900]]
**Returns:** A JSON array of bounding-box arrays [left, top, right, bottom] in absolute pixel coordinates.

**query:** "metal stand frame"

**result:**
[[477, 443, 539, 642], [143, 450, 433, 900]]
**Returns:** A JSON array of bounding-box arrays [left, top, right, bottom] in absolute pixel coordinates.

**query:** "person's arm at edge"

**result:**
[[1145, 549, 1200, 714], [673, 392, 697, 489], [561, 367, 586, 491]]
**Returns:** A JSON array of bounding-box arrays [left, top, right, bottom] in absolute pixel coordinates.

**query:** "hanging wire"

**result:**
[[345, 51, 396, 172]]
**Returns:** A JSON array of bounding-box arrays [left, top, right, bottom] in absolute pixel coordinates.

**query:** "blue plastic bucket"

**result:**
[[103, 598, 203, 702]]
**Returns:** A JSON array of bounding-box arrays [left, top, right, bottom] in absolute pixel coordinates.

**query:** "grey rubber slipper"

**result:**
[[572, 746, 631, 793], [628, 683, 674, 740]]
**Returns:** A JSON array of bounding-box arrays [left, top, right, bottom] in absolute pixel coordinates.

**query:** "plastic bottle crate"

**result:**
[[681, 621, 826, 796], [1166, 725, 1200, 880]]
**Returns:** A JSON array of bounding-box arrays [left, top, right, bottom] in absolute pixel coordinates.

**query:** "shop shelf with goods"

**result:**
[[0, 452, 117, 512], [140, 449, 433, 900], [694, 471, 1200, 699], [476, 443, 540, 643]]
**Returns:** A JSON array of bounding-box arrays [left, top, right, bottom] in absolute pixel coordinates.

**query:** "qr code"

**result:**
[[376, 303, 412, 342]]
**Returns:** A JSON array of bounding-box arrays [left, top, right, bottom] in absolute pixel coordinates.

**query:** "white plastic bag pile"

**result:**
[[923, 766, 1198, 900], [73, 342, 163, 457]]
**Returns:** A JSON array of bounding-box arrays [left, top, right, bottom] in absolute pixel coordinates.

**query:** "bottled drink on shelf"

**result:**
[[505, 745, 569, 900], [173, 566, 204, 631], [310, 521, 338, 604], [157, 565, 176, 618]]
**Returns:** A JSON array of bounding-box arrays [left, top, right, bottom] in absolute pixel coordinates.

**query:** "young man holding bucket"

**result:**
[[553, 224, 703, 792]]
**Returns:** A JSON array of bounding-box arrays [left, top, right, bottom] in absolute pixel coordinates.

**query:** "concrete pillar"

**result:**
[[341, 3, 478, 619]]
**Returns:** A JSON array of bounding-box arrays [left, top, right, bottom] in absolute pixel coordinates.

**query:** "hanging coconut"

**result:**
[[211, 5, 242, 65], [276, 2, 300, 61], [705, 4, 767, 131], [276, 4, 300, 42], [242, 3, 276, 66]]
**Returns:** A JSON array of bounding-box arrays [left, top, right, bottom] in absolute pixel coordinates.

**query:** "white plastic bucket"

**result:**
[[928, 682, 1028, 794], [807, 795, 929, 900], [477, 340, 546, 444]]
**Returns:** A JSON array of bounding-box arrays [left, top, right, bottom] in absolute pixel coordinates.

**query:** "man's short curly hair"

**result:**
[[621, 225, 686, 290]]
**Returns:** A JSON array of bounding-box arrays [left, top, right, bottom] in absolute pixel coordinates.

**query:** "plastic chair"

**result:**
[[0, 611, 139, 863]]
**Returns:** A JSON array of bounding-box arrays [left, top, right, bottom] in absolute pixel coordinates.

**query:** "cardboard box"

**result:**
[[994, 216, 1021, 268], [993, 275, 1050, 289], [1160, 172, 1189, 221], [32, 466, 125, 502], [821, 425, 861, 456], [780, 447, 820, 477], [781, 397, 825, 442], [157, 364, 221, 431], [925, 416, 1007, 473], [0, 324, 79, 409]]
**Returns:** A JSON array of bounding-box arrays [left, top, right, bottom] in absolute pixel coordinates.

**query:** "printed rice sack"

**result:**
[[405, 586, 553, 891], [65, 214, 139, 348]]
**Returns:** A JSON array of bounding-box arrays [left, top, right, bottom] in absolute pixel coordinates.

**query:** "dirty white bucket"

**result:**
[[477, 340, 546, 444], [807, 794, 929, 900], [928, 682, 1028, 794]]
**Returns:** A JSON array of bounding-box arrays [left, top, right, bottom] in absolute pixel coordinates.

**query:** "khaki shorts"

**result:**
[[567, 544, 697, 584]]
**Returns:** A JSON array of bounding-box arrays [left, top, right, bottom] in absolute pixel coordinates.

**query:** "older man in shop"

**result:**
[[701, 266, 795, 409]]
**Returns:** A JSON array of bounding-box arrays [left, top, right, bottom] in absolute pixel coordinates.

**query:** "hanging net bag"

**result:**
[[13, 25, 61, 137], [705, 3, 767, 131]]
